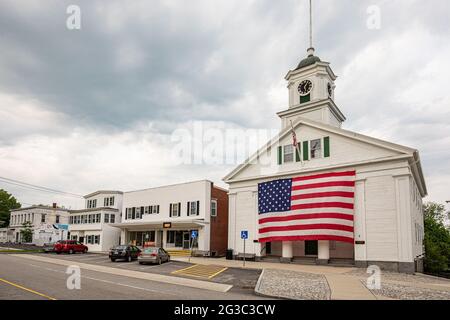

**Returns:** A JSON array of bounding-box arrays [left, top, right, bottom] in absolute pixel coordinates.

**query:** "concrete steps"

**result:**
[[166, 249, 192, 257]]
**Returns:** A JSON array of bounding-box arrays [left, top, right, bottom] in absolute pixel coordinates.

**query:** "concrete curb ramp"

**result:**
[[12, 254, 232, 293]]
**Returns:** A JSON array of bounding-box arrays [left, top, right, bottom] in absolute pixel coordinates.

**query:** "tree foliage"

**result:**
[[423, 202, 450, 273], [0, 189, 21, 227], [20, 221, 33, 243]]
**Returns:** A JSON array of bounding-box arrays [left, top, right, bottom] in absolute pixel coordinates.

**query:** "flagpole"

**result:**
[[290, 120, 303, 165]]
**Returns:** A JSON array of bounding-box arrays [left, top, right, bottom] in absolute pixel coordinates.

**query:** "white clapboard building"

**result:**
[[68, 191, 123, 252], [224, 48, 427, 273], [8, 205, 70, 245]]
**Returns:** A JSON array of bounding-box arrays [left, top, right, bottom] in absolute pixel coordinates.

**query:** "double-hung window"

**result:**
[[187, 201, 200, 216], [170, 203, 181, 217], [283, 145, 294, 163], [211, 200, 217, 217], [104, 214, 110, 223]]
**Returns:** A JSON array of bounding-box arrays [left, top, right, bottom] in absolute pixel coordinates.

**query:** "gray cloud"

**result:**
[[0, 0, 449, 207]]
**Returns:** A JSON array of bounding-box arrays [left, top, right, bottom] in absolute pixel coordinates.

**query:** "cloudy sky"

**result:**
[[0, 0, 449, 209]]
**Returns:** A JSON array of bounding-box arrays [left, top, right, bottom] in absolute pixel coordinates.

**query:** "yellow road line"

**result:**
[[172, 264, 199, 274], [207, 267, 228, 279], [172, 264, 228, 279], [0, 277, 57, 300]]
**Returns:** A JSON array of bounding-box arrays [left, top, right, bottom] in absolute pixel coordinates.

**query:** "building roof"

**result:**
[[10, 205, 69, 212], [223, 117, 427, 197], [84, 190, 123, 199], [68, 207, 119, 214], [295, 54, 321, 70]]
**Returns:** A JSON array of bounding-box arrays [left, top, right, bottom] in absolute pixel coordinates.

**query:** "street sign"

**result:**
[[191, 230, 198, 239], [241, 230, 248, 240]]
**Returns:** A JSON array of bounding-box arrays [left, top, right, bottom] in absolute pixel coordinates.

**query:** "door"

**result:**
[[305, 240, 318, 256], [183, 232, 190, 249], [157, 230, 163, 247]]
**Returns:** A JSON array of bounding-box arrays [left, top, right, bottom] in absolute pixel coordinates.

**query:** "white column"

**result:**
[[120, 229, 126, 245], [282, 241, 293, 262], [318, 240, 330, 263]]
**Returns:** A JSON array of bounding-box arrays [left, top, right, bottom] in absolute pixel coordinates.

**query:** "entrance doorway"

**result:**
[[183, 232, 190, 249], [305, 240, 318, 256]]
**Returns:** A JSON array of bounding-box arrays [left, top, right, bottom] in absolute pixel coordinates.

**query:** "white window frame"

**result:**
[[211, 200, 217, 217], [310, 138, 323, 159], [171, 203, 180, 217], [190, 201, 198, 216], [283, 145, 294, 163], [104, 213, 110, 223]]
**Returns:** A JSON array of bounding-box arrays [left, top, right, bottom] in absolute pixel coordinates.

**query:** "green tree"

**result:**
[[20, 221, 33, 243], [423, 202, 450, 273], [0, 189, 21, 227]]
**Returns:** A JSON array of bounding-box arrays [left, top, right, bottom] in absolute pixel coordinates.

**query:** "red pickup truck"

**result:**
[[54, 240, 88, 254]]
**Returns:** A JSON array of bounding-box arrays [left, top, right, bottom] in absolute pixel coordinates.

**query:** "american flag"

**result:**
[[258, 171, 356, 244]]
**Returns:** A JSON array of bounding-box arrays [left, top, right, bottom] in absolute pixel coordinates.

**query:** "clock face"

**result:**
[[298, 80, 313, 96], [327, 83, 333, 98]]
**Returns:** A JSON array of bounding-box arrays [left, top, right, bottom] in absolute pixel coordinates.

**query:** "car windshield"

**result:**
[[143, 248, 158, 254], [114, 246, 127, 250]]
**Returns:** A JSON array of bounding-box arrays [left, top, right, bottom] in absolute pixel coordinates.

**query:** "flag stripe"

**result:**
[[260, 223, 354, 234], [259, 212, 354, 224], [292, 181, 355, 191], [291, 202, 354, 210], [291, 191, 354, 200], [292, 171, 356, 182], [259, 235, 354, 244]]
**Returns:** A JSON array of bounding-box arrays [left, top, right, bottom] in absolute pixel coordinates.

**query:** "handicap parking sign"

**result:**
[[241, 230, 248, 240], [191, 230, 198, 239]]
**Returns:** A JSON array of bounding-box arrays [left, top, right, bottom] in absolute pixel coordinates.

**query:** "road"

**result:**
[[0, 254, 266, 300]]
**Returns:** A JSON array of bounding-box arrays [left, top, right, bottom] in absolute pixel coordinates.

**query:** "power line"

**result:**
[[0, 176, 83, 198]]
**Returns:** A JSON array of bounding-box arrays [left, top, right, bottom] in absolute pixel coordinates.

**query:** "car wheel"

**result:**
[[111, 258, 116, 262], [139, 262, 143, 265], [127, 255, 132, 262], [69, 249, 74, 254], [56, 252, 61, 255]]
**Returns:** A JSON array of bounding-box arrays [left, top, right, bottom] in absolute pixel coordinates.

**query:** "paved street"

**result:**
[[0, 254, 268, 300]]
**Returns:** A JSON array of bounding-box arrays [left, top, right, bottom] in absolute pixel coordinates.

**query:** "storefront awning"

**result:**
[[110, 219, 209, 230]]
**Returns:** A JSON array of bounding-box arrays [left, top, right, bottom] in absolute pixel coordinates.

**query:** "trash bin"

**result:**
[[226, 249, 233, 260]]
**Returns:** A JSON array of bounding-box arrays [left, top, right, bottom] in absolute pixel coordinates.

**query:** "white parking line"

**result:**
[[27, 263, 178, 296], [139, 262, 173, 270]]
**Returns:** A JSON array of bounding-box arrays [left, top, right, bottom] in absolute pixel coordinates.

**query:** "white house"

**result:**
[[110, 180, 229, 257], [224, 48, 427, 273], [8, 205, 70, 245], [68, 191, 122, 252]]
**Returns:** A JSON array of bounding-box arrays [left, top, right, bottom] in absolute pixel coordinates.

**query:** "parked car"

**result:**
[[138, 247, 170, 265], [109, 245, 141, 262], [43, 243, 55, 253], [53, 240, 88, 254]]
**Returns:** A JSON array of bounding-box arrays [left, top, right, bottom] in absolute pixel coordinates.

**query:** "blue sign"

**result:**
[[191, 230, 198, 239], [241, 230, 248, 240], [53, 224, 69, 230]]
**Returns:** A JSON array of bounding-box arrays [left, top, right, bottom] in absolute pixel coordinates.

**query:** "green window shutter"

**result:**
[[324, 136, 330, 158], [300, 94, 311, 104], [295, 143, 301, 162], [277, 146, 283, 165], [303, 141, 309, 161]]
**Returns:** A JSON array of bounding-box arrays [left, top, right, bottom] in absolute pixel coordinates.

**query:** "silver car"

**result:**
[[138, 247, 170, 265]]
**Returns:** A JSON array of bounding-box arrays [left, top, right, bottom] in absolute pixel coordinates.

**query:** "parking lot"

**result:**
[[32, 252, 262, 294]]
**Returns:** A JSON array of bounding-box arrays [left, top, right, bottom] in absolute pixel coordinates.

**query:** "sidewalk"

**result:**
[[172, 256, 355, 275]]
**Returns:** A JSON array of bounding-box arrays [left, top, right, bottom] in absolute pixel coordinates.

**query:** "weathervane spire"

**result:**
[[307, 0, 315, 57]]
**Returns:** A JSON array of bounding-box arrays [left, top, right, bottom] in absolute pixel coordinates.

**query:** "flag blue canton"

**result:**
[[258, 179, 292, 214]]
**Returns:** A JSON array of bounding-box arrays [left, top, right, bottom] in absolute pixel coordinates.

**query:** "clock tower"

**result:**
[[277, 0, 346, 129], [278, 47, 346, 129]]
